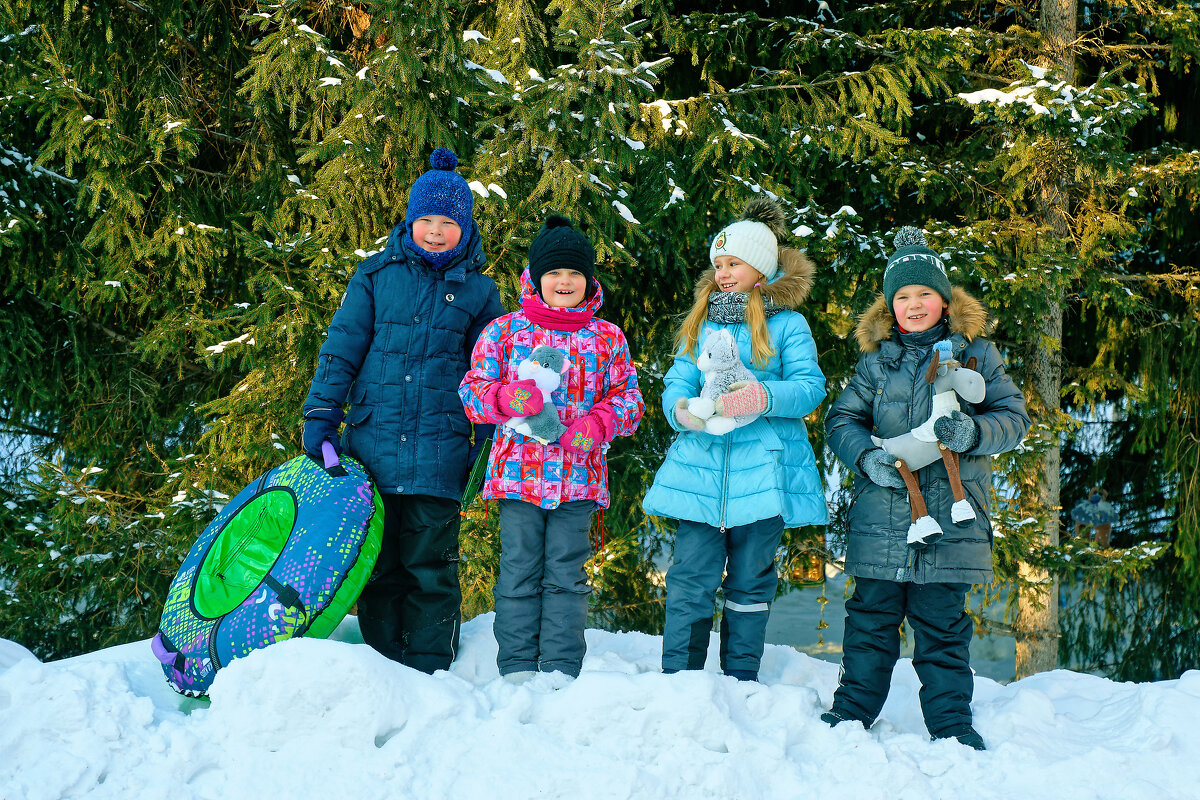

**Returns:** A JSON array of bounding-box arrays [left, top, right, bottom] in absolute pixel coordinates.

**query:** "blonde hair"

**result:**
[[675, 269, 776, 368]]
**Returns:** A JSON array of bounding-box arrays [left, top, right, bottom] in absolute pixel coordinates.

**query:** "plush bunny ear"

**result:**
[[559, 356, 572, 373]]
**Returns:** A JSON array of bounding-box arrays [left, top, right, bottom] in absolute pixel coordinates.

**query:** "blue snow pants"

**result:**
[[494, 499, 595, 678], [661, 516, 785, 678]]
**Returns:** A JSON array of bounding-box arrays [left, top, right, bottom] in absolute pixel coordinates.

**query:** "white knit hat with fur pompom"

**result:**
[[708, 198, 788, 281]]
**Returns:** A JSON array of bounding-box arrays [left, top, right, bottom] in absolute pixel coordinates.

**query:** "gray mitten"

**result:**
[[859, 448, 905, 489], [934, 411, 979, 453]]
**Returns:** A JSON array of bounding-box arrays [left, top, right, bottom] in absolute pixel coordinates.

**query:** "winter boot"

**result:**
[[820, 708, 862, 728], [502, 670, 537, 686], [932, 723, 986, 751]]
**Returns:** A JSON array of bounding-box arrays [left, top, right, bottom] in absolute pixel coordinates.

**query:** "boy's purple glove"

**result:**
[[673, 398, 706, 432], [496, 379, 543, 417], [303, 407, 344, 461], [559, 409, 615, 453]]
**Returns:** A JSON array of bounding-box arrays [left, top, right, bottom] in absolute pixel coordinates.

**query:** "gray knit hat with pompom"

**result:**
[[882, 226, 952, 307]]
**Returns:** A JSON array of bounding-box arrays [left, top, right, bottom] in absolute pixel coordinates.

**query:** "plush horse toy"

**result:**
[[871, 340, 986, 546], [685, 329, 763, 435], [504, 345, 568, 444]]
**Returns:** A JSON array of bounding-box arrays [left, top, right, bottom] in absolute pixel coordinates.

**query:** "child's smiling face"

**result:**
[[540, 268, 588, 308], [892, 284, 948, 332], [713, 255, 763, 293], [411, 215, 462, 253]]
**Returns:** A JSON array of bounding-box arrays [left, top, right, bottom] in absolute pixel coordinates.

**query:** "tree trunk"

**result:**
[[1014, 0, 1077, 679]]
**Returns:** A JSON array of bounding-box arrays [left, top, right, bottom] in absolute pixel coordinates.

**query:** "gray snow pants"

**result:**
[[661, 516, 785, 677], [494, 499, 595, 678]]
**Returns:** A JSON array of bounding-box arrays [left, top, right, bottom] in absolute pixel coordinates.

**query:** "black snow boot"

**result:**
[[932, 723, 986, 751], [820, 708, 862, 728]]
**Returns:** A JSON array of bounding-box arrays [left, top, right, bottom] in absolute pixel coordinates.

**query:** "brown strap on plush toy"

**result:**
[[939, 443, 968, 504], [895, 459, 927, 523]]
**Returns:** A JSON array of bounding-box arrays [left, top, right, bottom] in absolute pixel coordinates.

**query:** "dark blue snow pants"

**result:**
[[661, 516, 785, 678], [494, 499, 595, 678], [831, 577, 974, 735], [357, 494, 462, 674]]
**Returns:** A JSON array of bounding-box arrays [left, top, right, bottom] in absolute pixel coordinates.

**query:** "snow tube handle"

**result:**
[[321, 440, 348, 477]]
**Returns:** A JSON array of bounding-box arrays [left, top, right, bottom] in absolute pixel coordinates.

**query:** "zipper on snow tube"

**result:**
[[202, 468, 275, 670]]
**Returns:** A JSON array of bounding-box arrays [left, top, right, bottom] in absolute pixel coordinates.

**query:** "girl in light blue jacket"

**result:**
[[643, 199, 827, 681]]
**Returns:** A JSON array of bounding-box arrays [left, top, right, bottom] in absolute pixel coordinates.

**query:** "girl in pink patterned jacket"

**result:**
[[458, 215, 643, 683]]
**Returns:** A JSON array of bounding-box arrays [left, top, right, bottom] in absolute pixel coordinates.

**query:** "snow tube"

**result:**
[[152, 444, 383, 696]]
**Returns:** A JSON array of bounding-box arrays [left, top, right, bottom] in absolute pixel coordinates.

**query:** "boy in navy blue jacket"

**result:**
[[303, 149, 504, 673]]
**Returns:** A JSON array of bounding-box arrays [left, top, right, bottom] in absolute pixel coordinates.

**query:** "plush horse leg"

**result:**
[[896, 459, 942, 546], [939, 444, 977, 525]]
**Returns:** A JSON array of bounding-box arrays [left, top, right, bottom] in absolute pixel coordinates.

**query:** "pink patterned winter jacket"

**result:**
[[458, 270, 644, 509]]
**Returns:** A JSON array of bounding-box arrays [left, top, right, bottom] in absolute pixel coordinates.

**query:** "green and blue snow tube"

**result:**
[[153, 444, 382, 696]]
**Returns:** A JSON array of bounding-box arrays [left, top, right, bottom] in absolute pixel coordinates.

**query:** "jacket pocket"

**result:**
[[444, 410, 471, 437], [345, 383, 372, 426], [343, 385, 375, 463]]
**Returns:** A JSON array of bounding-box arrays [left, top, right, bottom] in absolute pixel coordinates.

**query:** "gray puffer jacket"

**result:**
[[825, 289, 1030, 584]]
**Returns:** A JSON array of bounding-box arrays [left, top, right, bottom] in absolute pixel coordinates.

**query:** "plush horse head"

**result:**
[[927, 341, 985, 405]]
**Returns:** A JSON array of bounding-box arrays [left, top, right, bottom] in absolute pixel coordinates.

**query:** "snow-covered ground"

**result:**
[[2, 614, 1198, 800]]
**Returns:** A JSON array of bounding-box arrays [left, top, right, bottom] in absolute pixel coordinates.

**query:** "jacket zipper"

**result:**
[[719, 438, 731, 533]]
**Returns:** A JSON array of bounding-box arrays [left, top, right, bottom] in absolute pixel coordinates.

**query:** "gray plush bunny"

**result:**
[[686, 329, 761, 435], [504, 345, 569, 444]]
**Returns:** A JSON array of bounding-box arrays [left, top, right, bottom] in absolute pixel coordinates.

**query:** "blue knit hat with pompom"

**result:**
[[882, 226, 952, 308], [403, 148, 475, 269]]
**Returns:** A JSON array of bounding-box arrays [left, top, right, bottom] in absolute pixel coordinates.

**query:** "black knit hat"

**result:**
[[882, 226, 953, 308], [528, 215, 596, 292]]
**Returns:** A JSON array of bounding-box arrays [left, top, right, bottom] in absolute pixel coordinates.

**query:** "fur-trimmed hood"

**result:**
[[694, 247, 815, 309], [854, 286, 991, 352]]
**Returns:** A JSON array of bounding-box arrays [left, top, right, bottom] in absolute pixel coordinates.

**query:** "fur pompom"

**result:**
[[893, 225, 926, 249], [543, 214, 574, 230], [741, 198, 788, 240], [429, 147, 459, 170]]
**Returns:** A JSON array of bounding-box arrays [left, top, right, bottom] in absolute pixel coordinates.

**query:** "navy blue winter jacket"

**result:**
[[303, 222, 505, 499]]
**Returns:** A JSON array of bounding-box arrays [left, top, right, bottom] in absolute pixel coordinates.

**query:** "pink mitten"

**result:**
[[559, 414, 607, 453], [714, 382, 769, 418], [496, 379, 543, 416], [673, 398, 706, 432]]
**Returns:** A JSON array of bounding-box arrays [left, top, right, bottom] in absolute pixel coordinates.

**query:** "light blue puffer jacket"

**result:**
[[642, 254, 828, 529]]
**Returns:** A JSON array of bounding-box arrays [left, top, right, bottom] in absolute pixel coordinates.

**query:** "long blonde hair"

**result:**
[[675, 269, 776, 368]]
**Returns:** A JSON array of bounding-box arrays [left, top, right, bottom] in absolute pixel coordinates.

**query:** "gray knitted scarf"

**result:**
[[707, 290, 784, 323]]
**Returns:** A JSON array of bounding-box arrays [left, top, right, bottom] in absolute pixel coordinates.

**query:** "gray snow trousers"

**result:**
[[662, 516, 785, 677], [494, 499, 595, 677]]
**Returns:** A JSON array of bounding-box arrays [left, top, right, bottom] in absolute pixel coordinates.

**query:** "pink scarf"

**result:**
[[521, 295, 595, 332]]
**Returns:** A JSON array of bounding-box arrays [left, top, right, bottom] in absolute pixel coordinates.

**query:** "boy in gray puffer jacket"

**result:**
[[822, 227, 1029, 750]]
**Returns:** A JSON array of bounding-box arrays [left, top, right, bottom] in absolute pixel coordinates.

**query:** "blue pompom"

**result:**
[[894, 225, 927, 249], [429, 147, 458, 171]]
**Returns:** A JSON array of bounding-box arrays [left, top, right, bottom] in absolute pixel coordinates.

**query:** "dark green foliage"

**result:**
[[3, 1, 1199, 680]]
